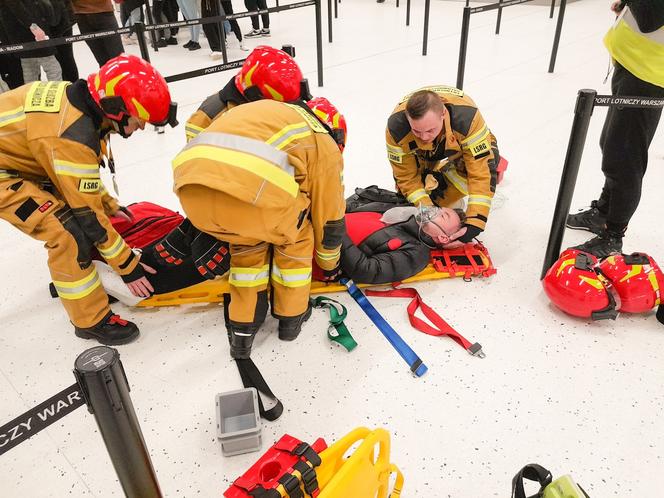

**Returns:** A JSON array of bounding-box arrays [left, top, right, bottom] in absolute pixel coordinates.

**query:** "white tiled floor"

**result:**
[[2, 0, 664, 496]]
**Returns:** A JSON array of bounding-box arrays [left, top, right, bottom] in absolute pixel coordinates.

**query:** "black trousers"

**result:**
[[76, 12, 124, 66], [0, 54, 24, 89], [201, 0, 224, 51], [244, 0, 269, 29], [153, 0, 179, 39], [54, 27, 79, 82], [222, 1, 243, 42], [597, 62, 664, 232]]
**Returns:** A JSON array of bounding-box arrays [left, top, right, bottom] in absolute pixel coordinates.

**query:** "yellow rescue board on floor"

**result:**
[[137, 243, 495, 308]]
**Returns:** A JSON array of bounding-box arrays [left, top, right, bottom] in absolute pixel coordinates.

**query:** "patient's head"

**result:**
[[416, 206, 465, 246]]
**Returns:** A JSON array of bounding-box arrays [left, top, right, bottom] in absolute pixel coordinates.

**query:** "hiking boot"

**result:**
[[570, 230, 623, 259], [278, 304, 312, 341], [245, 29, 262, 38], [228, 324, 259, 359], [74, 311, 139, 345], [566, 200, 606, 235]]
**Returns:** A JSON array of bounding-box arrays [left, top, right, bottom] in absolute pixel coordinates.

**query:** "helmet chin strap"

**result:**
[[109, 114, 132, 138]]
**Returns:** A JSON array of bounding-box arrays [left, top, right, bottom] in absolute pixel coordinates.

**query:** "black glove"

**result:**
[[457, 224, 483, 243], [191, 231, 230, 279], [152, 219, 194, 266], [320, 263, 342, 282]]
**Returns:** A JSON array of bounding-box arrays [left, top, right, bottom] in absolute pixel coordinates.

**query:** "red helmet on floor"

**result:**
[[307, 97, 347, 152], [235, 46, 303, 102], [87, 54, 176, 129], [542, 249, 617, 320], [598, 253, 664, 313]]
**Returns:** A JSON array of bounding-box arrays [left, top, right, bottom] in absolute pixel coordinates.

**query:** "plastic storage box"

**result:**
[[215, 388, 262, 456]]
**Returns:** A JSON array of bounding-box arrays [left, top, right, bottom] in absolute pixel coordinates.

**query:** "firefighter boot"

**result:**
[[571, 229, 623, 259], [278, 304, 313, 341], [566, 200, 607, 235], [74, 311, 140, 345], [228, 324, 259, 359]]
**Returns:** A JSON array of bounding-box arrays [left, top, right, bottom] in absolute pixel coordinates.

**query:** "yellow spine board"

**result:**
[[137, 249, 493, 308]]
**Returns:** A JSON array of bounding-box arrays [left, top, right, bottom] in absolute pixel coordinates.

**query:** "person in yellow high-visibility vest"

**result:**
[[567, 0, 664, 258]]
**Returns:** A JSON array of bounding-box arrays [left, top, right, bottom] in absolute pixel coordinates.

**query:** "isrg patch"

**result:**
[[24, 82, 68, 113], [79, 179, 101, 193], [468, 139, 491, 158], [386, 144, 405, 164]]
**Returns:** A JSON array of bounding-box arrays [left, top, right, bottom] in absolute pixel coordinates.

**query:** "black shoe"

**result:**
[[377, 0, 386, 3], [566, 200, 606, 235], [278, 304, 312, 341], [228, 324, 259, 359], [260, 28, 271, 37], [245, 29, 262, 38], [183, 40, 194, 49], [167, 37, 178, 45], [188, 41, 201, 51], [156, 38, 168, 48], [571, 230, 623, 259], [74, 311, 140, 345]]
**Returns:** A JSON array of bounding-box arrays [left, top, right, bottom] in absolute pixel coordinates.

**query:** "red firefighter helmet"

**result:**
[[306, 97, 347, 152], [87, 54, 176, 129], [598, 253, 664, 313], [235, 46, 303, 102], [542, 249, 618, 320]]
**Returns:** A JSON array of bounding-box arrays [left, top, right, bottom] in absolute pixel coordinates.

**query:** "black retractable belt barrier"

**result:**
[[540, 92, 664, 279], [135, 22, 151, 62], [548, 0, 567, 73], [74, 346, 162, 498], [0, 347, 160, 497], [0, 0, 324, 87], [453, 0, 566, 90], [540, 89, 596, 279], [0, 383, 84, 456]]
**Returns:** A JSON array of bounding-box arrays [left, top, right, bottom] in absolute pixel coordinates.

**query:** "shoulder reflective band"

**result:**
[[311, 296, 357, 352], [266, 122, 312, 150], [0, 382, 84, 456], [340, 278, 428, 377], [0, 106, 26, 128], [53, 160, 100, 179], [365, 287, 485, 358], [284, 104, 328, 134]]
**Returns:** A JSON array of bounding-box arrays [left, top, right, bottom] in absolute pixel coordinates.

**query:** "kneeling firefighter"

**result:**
[[184, 45, 308, 142], [0, 54, 178, 344], [172, 97, 347, 358]]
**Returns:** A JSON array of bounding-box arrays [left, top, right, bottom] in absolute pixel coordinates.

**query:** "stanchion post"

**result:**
[[540, 89, 596, 279], [315, 0, 324, 86], [549, 0, 556, 18], [422, 0, 431, 55], [456, 6, 471, 89], [74, 346, 162, 498], [548, 0, 566, 72], [396, 0, 400, 7], [142, 1, 159, 51], [135, 22, 151, 62], [406, 0, 411, 26], [334, 0, 338, 18], [495, 0, 504, 34], [327, 0, 333, 42]]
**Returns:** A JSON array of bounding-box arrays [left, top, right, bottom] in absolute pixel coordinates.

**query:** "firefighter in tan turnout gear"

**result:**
[[173, 97, 347, 359], [386, 86, 500, 244], [0, 54, 177, 345]]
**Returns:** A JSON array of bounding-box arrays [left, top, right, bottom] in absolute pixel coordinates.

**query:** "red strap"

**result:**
[[365, 287, 474, 351]]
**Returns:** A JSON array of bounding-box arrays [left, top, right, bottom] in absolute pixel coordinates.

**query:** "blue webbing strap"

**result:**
[[341, 278, 428, 377]]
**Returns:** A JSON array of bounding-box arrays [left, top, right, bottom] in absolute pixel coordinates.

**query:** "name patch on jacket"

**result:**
[[24, 82, 68, 113], [469, 140, 490, 158], [79, 179, 101, 193], [386, 144, 405, 164]]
